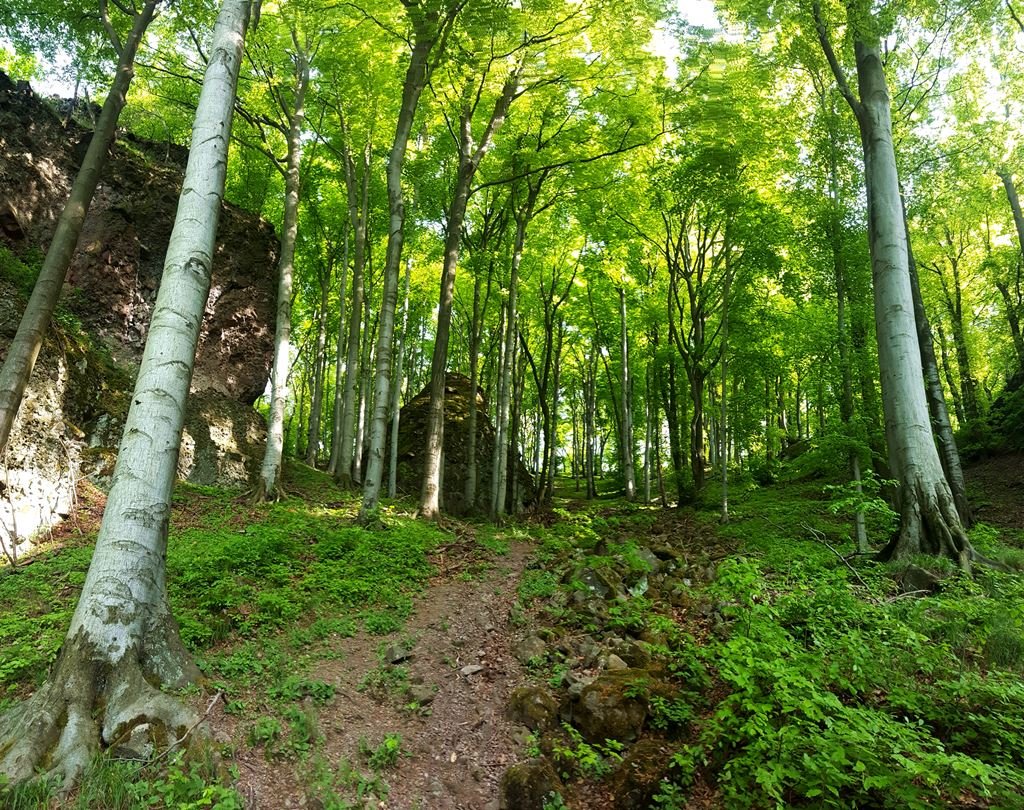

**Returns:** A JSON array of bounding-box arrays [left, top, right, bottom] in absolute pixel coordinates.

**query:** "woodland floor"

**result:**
[[2, 457, 1024, 809], [218, 539, 537, 809]]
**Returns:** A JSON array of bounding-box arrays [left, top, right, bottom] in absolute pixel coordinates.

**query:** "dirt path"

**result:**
[[218, 540, 535, 809]]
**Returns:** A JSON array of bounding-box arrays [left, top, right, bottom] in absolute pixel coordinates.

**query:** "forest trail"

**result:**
[[210, 533, 538, 809]]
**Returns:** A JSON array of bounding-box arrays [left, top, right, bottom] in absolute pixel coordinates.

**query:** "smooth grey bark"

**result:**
[[419, 68, 520, 520], [903, 207, 972, 526], [995, 278, 1024, 367], [719, 273, 730, 524], [999, 169, 1024, 265], [583, 348, 597, 499], [463, 270, 485, 509], [327, 229, 350, 475], [0, 0, 249, 787], [935, 320, 965, 425], [815, 1, 974, 566], [491, 182, 540, 519], [361, 3, 463, 522], [618, 287, 636, 500], [643, 365, 653, 504], [306, 256, 332, 466], [997, 169, 1024, 367], [257, 49, 309, 499], [335, 141, 370, 487], [546, 320, 563, 502], [0, 0, 160, 456], [388, 258, 413, 499], [354, 291, 375, 484]]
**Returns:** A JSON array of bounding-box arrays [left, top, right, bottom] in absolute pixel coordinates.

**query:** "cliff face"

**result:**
[[0, 71, 278, 554]]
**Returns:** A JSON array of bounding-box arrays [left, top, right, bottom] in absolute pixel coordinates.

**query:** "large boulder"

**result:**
[[391, 373, 536, 515], [0, 72, 277, 552]]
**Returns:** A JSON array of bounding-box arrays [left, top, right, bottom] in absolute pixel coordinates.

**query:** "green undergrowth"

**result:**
[[3, 748, 242, 810], [668, 482, 1024, 808], [0, 463, 455, 807], [517, 478, 1024, 808]]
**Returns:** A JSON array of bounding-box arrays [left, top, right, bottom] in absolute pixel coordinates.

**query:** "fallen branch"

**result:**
[[801, 522, 871, 592]]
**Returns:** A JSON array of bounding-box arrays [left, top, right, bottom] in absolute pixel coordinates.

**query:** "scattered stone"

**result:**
[[382, 642, 413, 664], [460, 664, 485, 677], [577, 635, 602, 667], [213, 730, 232, 746], [607, 638, 651, 669], [409, 683, 436, 705], [650, 544, 683, 564], [570, 566, 619, 600], [634, 547, 663, 574], [499, 758, 564, 810], [507, 685, 560, 731], [515, 634, 547, 664], [900, 564, 941, 595], [606, 653, 629, 671], [610, 738, 674, 807], [565, 669, 650, 744]]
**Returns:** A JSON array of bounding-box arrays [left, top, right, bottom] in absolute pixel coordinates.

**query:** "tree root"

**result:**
[[0, 632, 197, 792], [876, 476, 1010, 573]]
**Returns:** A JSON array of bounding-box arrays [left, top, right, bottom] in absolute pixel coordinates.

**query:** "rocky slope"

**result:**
[[0, 71, 278, 555]]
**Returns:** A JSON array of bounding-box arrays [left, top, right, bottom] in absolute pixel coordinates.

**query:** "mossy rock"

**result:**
[[507, 685, 559, 731], [499, 757, 564, 810], [609, 738, 674, 808], [563, 668, 653, 744]]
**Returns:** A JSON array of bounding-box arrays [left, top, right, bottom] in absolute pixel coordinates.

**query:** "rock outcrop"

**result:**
[[0, 71, 277, 554], [391, 373, 536, 516]]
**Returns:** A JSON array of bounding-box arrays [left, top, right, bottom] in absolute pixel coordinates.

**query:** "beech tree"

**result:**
[[810, 0, 977, 564], [0, 0, 250, 786]]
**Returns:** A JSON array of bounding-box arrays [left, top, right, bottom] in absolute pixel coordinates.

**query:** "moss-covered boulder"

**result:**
[[499, 758, 564, 810]]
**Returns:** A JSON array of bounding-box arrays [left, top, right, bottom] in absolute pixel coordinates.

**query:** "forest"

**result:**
[[1, 0, 1024, 807]]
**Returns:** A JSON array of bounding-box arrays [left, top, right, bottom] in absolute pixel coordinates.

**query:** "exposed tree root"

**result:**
[[877, 476, 1008, 573], [0, 631, 197, 792]]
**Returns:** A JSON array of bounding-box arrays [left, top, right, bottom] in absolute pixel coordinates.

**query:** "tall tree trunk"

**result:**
[[492, 265, 520, 519], [492, 188, 539, 519], [257, 51, 309, 501], [935, 321, 965, 426], [688, 369, 706, 494], [362, 7, 459, 521], [643, 365, 653, 505], [463, 269, 485, 510], [584, 352, 597, 499], [816, 2, 974, 566], [0, 0, 160, 456], [354, 295, 375, 485], [0, 0, 248, 786], [660, 356, 686, 505], [618, 287, 636, 500], [998, 169, 1024, 267], [328, 230, 350, 475], [545, 319, 563, 503], [720, 275, 730, 524], [388, 259, 413, 499], [306, 260, 332, 466], [419, 71, 519, 520], [335, 146, 370, 487], [995, 279, 1024, 368], [904, 210, 972, 526]]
